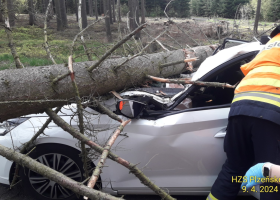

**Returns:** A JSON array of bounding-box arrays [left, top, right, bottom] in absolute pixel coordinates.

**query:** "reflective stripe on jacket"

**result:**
[[239, 33, 280, 77], [230, 33, 280, 124]]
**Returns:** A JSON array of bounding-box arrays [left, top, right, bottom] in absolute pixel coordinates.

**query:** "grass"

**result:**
[[0, 25, 111, 70]]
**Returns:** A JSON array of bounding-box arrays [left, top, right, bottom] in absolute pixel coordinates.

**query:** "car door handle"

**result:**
[[214, 127, 227, 138]]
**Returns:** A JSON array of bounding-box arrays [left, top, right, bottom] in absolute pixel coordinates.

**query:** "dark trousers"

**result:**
[[211, 115, 280, 200]]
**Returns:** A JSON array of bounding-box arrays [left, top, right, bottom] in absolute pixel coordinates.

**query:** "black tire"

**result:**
[[19, 143, 98, 200]]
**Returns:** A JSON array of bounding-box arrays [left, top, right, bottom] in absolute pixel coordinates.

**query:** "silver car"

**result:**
[[0, 39, 264, 200]]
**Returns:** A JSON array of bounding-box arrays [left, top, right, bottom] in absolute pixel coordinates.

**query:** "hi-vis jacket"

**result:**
[[230, 33, 280, 125]]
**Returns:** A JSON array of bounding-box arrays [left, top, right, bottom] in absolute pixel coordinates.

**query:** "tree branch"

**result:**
[[0, 144, 122, 200], [87, 23, 147, 72], [44, 0, 56, 65], [84, 120, 131, 199], [45, 108, 175, 200], [10, 106, 62, 188], [147, 75, 237, 89]]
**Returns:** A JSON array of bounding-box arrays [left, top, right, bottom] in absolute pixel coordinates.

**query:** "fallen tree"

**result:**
[[0, 45, 216, 121]]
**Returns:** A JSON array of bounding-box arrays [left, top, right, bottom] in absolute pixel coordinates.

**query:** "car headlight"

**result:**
[[0, 117, 30, 136]]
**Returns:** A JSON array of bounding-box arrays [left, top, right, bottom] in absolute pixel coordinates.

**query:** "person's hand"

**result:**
[[241, 163, 265, 188]]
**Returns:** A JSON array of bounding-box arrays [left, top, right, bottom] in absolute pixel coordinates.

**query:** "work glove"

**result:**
[[241, 163, 265, 189]]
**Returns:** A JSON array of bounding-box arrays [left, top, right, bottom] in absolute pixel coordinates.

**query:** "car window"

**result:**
[[173, 58, 254, 110]]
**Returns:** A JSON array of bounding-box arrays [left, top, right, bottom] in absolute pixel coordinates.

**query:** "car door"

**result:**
[[107, 105, 229, 195]]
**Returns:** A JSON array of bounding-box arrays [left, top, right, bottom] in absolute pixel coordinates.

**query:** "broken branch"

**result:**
[[10, 106, 62, 188], [160, 57, 198, 68], [44, 0, 56, 65], [147, 75, 236, 89], [45, 108, 175, 200], [87, 23, 147, 72], [84, 120, 131, 199], [0, 144, 122, 200]]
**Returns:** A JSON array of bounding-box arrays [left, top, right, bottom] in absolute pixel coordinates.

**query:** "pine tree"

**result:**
[[210, 0, 222, 16], [267, 0, 280, 22], [174, 0, 191, 18], [191, 0, 198, 15]]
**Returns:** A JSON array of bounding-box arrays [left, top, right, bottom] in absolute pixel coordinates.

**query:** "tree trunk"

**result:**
[[0, 46, 216, 121], [117, 0, 121, 22], [254, 0, 261, 35], [112, 0, 116, 22], [54, 0, 63, 31], [0, 1, 3, 22], [108, 0, 113, 24], [28, 0, 35, 25], [129, 0, 140, 38], [141, 0, 145, 24], [7, 0, 15, 27], [75, 0, 78, 21], [88, 0, 94, 17], [103, 0, 112, 42], [95, 0, 98, 20], [81, 0, 87, 28], [60, 0, 68, 28], [43, 0, 49, 13]]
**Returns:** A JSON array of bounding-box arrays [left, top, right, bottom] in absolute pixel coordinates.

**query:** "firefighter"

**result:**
[[207, 26, 280, 200]]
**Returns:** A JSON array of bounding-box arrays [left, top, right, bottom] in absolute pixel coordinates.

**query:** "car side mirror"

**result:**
[[116, 100, 146, 119]]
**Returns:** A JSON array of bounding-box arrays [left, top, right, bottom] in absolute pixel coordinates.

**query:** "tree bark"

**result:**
[[0, 144, 122, 200], [95, 0, 98, 20], [141, 0, 145, 24], [103, 0, 112, 42], [117, 0, 121, 22], [54, 0, 63, 31], [43, 0, 49, 13], [28, 0, 35, 25], [108, 0, 113, 24], [254, 0, 261, 35], [0, 1, 3, 22], [0, 46, 216, 121], [7, 0, 15, 27], [81, 0, 87, 28], [60, 0, 68, 28], [112, 0, 116, 22], [88, 0, 94, 17], [128, 0, 140, 38]]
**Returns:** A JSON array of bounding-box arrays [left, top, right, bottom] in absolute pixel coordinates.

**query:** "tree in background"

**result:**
[[103, 0, 112, 42], [174, 0, 191, 17], [210, 0, 222, 16], [60, 0, 68, 28], [0, 0, 3, 22], [141, 0, 145, 23], [95, 0, 99, 20], [267, 0, 280, 22], [253, 0, 261, 34], [88, 0, 94, 17], [117, 0, 121, 22], [128, 0, 140, 38], [28, 0, 35, 25], [7, 0, 15, 26], [82, 0, 87, 28], [54, 0, 63, 31]]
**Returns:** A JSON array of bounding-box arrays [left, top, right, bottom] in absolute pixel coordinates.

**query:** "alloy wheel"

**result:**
[[28, 153, 82, 199]]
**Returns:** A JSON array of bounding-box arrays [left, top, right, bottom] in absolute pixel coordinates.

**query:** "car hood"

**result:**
[[192, 42, 264, 81]]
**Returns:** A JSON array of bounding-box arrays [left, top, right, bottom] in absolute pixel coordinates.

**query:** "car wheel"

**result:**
[[19, 143, 91, 200]]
